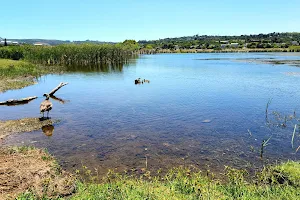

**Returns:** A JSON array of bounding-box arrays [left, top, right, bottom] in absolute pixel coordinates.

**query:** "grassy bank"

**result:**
[[69, 162, 300, 199], [0, 59, 42, 92], [0, 59, 63, 92], [3, 146, 297, 199]]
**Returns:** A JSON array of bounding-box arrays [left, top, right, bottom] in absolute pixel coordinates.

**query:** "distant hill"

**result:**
[[6, 39, 114, 45], [138, 32, 300, 49], [2, 32, 300, 49]]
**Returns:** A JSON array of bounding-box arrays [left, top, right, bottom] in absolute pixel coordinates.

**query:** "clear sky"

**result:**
[[1, 0, 299, 42]]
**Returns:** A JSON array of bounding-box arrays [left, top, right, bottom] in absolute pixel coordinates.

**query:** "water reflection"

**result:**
[[42, 125, 54, 137], [50, 95, 69, 104], [65, 63, 123, 73]]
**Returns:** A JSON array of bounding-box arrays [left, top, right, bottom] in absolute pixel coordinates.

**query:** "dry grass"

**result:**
[[0, 147, 76, 199]]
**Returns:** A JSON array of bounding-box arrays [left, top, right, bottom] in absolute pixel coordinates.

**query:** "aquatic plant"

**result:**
[[260, 136, 271, 160], [291, 124, 297, 149], [265, 98, 272, 123]]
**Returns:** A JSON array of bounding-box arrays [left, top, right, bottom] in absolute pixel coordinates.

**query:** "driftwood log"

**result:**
[[0, 96, 37, 106], [0, 82, 68, 106], [48, 82, 68, 96]]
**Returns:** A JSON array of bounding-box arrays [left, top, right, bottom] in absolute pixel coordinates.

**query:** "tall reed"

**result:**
[[0, 43, 139, 66]]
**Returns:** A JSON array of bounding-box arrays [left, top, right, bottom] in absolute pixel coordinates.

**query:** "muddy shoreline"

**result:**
[[0, 117, 59, 140]]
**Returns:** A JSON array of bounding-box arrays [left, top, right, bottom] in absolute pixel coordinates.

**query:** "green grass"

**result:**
[[17, 161, 300, 200], [0, 59, 40, 92], [0, 58, 63, 92], [0, 59, 41, 77], [289, 46, 300, 52]]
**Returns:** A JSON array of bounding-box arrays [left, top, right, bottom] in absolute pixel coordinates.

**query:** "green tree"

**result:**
[[145, 44, 153, 49], [123, 40, 137, 45]]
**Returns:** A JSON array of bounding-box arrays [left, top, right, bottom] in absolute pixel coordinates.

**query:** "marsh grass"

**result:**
[[0, 43, 138, 67]]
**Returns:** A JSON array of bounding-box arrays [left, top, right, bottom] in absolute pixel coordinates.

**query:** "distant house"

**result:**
[[221, 44, 228, 48], [291, 41, 299, 46], [33, 42, 50, 46], [230, 43, 239, 48], [220, 41, 229, 44], [0, 40, 12, 45]]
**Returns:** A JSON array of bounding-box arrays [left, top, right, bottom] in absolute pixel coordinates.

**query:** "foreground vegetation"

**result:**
[[0, 146, 75, 200], [69, 162, 300, 200], [3, 146, 297, 199]]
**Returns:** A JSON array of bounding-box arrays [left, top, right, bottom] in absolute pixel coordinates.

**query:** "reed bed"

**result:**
[[0, 43, 139, 66]]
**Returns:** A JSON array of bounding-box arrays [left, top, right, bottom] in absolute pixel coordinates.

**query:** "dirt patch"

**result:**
[[0, 117, 59, 139], [0, 147, 76, 199]]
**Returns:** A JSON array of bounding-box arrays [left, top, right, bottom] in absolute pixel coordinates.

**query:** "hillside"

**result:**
[[1, 38, 113, 45], [138, 32, 300, 50]]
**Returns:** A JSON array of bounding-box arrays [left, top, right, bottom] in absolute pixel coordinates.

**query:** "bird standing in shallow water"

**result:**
[[40, 94, 53, 119]]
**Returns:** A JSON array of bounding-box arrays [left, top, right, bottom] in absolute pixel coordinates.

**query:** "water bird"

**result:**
[[40, 94, 53, 118]]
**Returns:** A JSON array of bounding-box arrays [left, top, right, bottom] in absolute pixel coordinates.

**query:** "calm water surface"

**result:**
[[1, 53, 300, 175]]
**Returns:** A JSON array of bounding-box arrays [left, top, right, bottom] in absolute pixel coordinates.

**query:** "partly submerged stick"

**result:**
[[291, 124, 297, 149], [0, 96, 37, 106], [296, 146, 300, 153], [48, 82, 68, 96], [265, 98, 272, 123]]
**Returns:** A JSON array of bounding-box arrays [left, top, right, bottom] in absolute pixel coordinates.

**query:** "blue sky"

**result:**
[[1, 0, 299, 42]]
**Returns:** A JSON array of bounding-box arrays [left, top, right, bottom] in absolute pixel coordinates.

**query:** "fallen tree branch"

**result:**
[[48, 82, 68, 96], [0, 96, 37, 106]]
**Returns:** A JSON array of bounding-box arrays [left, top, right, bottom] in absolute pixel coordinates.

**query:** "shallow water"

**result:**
[[1, 53, 300, 175]]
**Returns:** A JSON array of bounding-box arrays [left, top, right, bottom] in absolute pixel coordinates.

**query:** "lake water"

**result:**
[[1, 53, 300, 176]]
